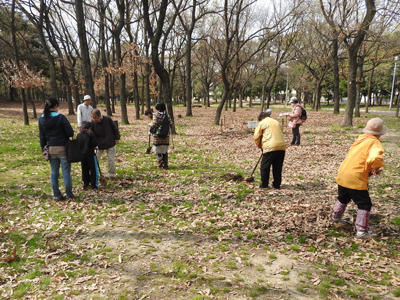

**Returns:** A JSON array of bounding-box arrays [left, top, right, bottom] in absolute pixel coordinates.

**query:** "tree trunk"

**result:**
[[27, 89, 37, 118], [214, 87, 229, 125], [205, 85, 210, 107], [60, 64, 74, 115], [249, 87, 253, 108], [99, 0, 111, 115], [239, 89, 243, 109], [75, 0, 96, 104], [233, 88, 237, 112], [70, 68, 80, 112], [142, 0, 175, 133], [314, 83, 322, 112], [261, 84, 266, 111], [365, 80, 371, 113], [354, 55, 364, 118], [342, 0, 376, 126], [111, 74, 116, 114], [185, 30, 193, 116], [332, 36, 340, 114], [11, 0, 28, 125], [112, 0, 128, 124], [342, 49, 358, 126], [115, 35, 128, 123]]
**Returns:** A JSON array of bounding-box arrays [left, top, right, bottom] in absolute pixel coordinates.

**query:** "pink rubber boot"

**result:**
[[355, 209, 376, 239], [332, 200, 353, 225]]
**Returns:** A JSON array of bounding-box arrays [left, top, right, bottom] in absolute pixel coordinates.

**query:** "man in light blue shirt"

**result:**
[[77, 95, 94, 128]]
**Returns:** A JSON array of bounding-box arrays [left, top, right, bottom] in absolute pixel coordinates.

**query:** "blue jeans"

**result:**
[[50, 154, 74, 198]]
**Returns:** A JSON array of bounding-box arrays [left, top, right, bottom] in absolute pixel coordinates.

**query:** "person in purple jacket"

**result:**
[[39, 98, 75, 200]]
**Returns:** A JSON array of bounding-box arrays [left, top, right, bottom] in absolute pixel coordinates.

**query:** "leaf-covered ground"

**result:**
[[0, 102, 399, 300]]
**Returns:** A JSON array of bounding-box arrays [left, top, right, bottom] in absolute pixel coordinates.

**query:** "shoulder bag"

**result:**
[[65, 139, 83, 163]]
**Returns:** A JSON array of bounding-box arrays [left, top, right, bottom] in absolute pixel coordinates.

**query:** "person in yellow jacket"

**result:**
[[332, 118, 387, 239], [254, 109, 286, 189]]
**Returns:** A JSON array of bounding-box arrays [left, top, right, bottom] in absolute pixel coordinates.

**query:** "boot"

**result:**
[[355, 209, 370, 232], [162, 153, 169, 169], [157, 154, 164, 168], [355, 209, 376, 239], [332, 200, 353, 225]]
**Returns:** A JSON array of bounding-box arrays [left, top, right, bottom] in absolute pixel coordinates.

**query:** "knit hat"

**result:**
[[362, 118, 387, 136], [83, 95, 92, 101], [265, 109, 272, 115], [289, 97, 298, 103]]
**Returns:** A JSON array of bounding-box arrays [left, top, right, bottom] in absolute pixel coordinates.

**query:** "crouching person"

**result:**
[[90, 109, 120, 178], [332, 118, 387, 239]]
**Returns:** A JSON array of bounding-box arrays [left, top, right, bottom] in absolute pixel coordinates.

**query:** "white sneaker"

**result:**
[[355, 231, 377, 240], [332, 217, 353, 225]]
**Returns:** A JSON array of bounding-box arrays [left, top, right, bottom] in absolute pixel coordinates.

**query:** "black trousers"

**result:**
[[81, 155, 97, 188], [337, 185, 372, 211], [291, 124, 301, 145], [260, 150, 285, 188]]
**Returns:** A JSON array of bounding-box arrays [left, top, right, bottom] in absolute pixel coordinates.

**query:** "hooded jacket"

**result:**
[[39, 112, 74, 150], [76, 130, 98, 157], [254, 117, 286, 153], [337, 134, 385, 190]]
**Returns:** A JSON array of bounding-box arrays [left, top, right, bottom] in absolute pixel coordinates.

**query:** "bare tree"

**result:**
[[174, 0, 212, 116], [294, 11, 333, 111], [142, 0, 177, 132], [108, 0, 129, 124], [318, 0, 342, 114], [75, 0, 96, 104], [319, 0, 376, 126], [11, 0, 28, 125], [16, 0, 58, 97], [192, 39, 219, 107], [98, 0, 112, 115], [208, 0, 294, 125]]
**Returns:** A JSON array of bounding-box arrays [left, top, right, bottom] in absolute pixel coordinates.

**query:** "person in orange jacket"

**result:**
[[332, 118, 387, 239]]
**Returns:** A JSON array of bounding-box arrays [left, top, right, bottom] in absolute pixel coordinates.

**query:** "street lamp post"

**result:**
[[389, 56, 398, 110]]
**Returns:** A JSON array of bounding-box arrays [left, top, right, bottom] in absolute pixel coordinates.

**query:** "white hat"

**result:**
[[83, 95, 92, 101], [362, 118, 387, 136], [289, 97, 298, 103], [266, 109, 272, 115]]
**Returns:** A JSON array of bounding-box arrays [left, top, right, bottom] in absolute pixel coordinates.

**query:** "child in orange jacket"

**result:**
[[332, 118, 386, 239]]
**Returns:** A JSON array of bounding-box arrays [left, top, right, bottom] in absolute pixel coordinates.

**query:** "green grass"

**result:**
[[393, 288, 400, 297], [391, 217, 400, 226]]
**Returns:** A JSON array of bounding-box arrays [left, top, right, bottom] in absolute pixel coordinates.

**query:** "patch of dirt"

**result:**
[[221, 173, 244, 181], [382, 129, 400, 150], [76, 225, 320, 300]]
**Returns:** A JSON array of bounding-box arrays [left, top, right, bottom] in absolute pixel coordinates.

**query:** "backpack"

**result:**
[[155, 114, 170, 138], [300, 108, 307, 121]]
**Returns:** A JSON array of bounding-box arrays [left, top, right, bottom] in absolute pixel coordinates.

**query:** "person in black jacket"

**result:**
[[39, 97, 75, 200], [90, 109, 120, 178], [77, 123, 98, 190]]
